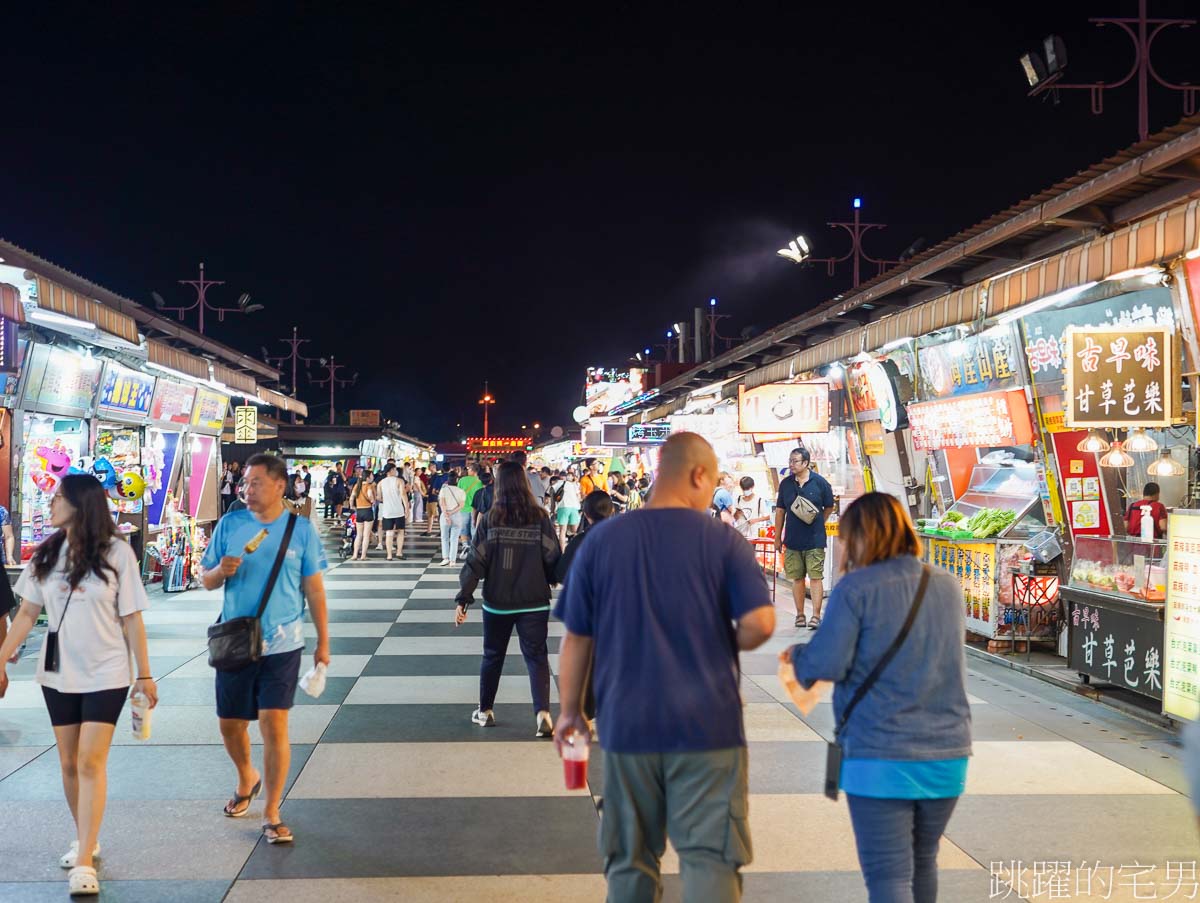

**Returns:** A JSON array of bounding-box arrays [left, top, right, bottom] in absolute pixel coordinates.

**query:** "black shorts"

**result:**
[[43, 685, 128, 726], [215, 648, 303, 721], [382, 516, 406, 531], [356, 507, 376, 523]]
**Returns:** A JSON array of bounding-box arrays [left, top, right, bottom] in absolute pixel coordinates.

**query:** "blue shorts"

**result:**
[[215, 648, 303, 721]]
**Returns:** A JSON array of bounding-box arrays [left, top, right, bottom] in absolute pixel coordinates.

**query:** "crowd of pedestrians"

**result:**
[[0, 437, 973, 902]]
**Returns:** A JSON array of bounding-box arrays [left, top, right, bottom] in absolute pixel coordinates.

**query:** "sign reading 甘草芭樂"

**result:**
[[1063, 325, 1173, 428]]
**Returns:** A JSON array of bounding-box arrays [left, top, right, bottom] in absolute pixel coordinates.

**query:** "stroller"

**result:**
[[339, 511, 358, 560]]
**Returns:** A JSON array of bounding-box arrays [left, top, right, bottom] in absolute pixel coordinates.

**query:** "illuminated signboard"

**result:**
[[466, 437, 532, 455], [191, 387, 230, 432], [738, 382, 829, 435], [350, 409, 381, 427], [23, 344, 102, 413], [585, 367, 646, 415], [97, 361, 155, 419], [600, 422, 629, 447], [234, 405, 258, 444], [628, 422, 671, 445], [907, 388, 1032, 451], [150, 379, 197, 424], [1063, 324, 1174, 428], [1164, 510, 1200, 720], [919, 333, 1018, 399]]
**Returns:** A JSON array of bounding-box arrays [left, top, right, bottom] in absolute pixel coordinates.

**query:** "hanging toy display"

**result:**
[[90, 456, 119, 492], [110, 469, 147, 502], [30, 445, 74, 494]]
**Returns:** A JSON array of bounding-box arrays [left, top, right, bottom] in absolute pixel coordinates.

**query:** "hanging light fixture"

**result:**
[[1076, 430, 1111, 454], [1098, 440, 1135, 468], [1147, 448, 1186, 477], [1125, 428, 1158, 454]]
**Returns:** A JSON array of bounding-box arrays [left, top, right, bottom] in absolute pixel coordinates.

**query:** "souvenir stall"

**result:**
[[92, 359, 155, 561], [143, 376, 197, 584], [14, 343, 102, 560], [1054, 316, 1183, 704]]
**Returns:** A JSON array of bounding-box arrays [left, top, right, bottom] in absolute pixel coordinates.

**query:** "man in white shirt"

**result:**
[[734, 476, 772, 539], [377, 463, 410, 561]]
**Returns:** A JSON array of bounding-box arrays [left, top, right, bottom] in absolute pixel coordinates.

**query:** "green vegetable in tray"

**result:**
[[941, 511, 965, 523], [964, 507, 1017, 538]]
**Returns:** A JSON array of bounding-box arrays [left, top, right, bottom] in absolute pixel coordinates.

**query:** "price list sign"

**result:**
[[1063, 324, 1173, 428], [907, 389, 1029, 451], [1164, 510, 1200, 720]]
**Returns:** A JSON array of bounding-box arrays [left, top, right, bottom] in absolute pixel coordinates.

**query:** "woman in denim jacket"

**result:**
[[786, 492, 971, 903]]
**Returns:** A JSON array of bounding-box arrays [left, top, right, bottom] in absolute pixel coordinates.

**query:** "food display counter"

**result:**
[[1063, 535, 1164, 702], [916, 463, 1051, 639]]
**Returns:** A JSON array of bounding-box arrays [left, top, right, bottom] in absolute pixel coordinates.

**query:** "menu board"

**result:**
[[925, 538, 995, 635], [22, 344, 102, 413], [191, 387, 229, 432], [1163, 510, 1200, 720], [150, 379, 197, 424], [907, 388, 1032, 451], [1063, 324, 1173, 428], [97, 361, 155, 419], [234, 405, 258, 443]]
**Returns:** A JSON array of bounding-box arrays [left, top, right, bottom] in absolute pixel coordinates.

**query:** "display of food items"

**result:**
[[1070, 560, 1164, 601], [964, 507, 1018, 538]]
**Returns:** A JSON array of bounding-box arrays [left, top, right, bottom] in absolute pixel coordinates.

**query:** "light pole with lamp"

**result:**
[[310, 356, 357, 426], [152, 262, 264, 335], [778, 198, 899, 289], [479, 382, 495, 439], [263, 326, 318, 424]]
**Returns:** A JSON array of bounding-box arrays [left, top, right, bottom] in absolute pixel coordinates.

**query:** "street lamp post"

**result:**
[[264, 326, 318, 424], [777, 198, 899, 289], [153, 262, 263, 335], [479, 382, 495, 438], [310, 355, 356, 425]]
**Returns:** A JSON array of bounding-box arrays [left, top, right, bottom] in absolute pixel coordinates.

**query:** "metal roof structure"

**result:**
[[621, 113, 1200, 416]]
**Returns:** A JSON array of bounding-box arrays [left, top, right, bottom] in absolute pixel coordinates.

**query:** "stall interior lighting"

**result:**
[[996, 281, 1099, 325], [146, 361, 203, 384], [1147, 448, 1186, 477], [1104, 266, 1164, 284], [1076, 430, 1111, 454], [1186, 247, 1200, 260], [1125, 428, 1158, 454], [878, 336, 913, 352], [1098, 441, 1135, 468], [28, 308, 96, 331]]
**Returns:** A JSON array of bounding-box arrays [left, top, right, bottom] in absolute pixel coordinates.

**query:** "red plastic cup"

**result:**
[[562, 733, 590, 790]]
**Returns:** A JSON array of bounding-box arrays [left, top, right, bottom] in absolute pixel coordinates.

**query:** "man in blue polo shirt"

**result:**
[[774, 446, 836, 630], [201, 453, 330, 845], [554, 432, 775, 903]]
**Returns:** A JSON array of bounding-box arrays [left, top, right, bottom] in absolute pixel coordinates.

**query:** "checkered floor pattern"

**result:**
[[0, 517, 1194, 901]]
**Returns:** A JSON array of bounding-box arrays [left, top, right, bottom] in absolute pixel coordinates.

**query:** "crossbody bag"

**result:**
[[824, 564, 931, 801], [207, 513, 298, 671], [789, 479, 822, 525]]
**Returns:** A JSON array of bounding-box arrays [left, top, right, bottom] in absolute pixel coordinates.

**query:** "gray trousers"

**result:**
[[600, 746, 752, 903]]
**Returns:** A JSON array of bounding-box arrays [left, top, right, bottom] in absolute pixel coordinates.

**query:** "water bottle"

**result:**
[[130, 691, 152, 741], [300, 662, 327, 698]]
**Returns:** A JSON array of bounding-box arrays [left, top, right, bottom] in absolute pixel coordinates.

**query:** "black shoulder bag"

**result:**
[[207, 513, 298, 671], [824, 564, 931, 801]]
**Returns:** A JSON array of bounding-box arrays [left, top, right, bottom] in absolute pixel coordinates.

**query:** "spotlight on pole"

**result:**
[[1019, 34, 1067, 95], [776, 235, 812, 265]]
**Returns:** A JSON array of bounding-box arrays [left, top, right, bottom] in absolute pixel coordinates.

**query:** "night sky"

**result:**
[[4, 3, 1198, 440]]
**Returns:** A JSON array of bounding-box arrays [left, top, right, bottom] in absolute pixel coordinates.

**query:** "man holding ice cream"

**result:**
[[201, 453, 331, 845]]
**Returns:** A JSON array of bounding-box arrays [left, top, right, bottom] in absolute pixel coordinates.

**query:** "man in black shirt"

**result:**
[[774, 447, 835, 630]]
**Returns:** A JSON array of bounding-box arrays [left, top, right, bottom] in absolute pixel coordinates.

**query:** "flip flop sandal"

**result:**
[[68, 865, 99, 896], [60, 840, 101, 869], [808, 617, 821, 630], [223, 778, 262, 817], [263, 821, 294, 844]]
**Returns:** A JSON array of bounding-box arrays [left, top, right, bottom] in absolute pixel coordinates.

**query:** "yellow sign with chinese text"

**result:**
[[1164, 510, 1200, 720], [234, 406, 258, 444]]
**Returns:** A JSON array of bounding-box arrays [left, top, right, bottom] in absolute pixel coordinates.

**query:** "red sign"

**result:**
[[149, 378, 196, 424], [467, 437, 531, 455], [907, 389, 1033, 451]]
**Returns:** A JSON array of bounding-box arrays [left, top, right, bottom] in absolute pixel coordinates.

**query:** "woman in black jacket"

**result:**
[[455, 461, 561, 736]]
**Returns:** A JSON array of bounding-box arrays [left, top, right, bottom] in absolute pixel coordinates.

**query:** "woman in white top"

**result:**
[[0, 475, 156, 897], [438, 473, 468, 566]]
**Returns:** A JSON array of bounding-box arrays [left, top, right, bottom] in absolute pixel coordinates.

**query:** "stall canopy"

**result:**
[[147, 339, 211, 381], [33, 275, 139, 345], [213, 362, 258, 396], [0, 285, 26, 323], [256, 386, 308, 417]]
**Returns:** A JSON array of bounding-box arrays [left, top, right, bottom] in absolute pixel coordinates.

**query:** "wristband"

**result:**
[[137, 675, 153, 680]]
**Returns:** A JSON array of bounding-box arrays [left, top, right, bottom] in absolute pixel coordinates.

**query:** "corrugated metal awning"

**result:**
[[213, 363, 257, 396], [32, 276, 139, 344], [0, 285, 26, 322], [146, 339, 211, 381], [256, 386, 308, 418]]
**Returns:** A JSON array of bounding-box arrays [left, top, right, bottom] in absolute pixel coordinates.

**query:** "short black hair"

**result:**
[[245, 453, 288, 482], [790, 446, 811, 464], [1143, 482, 1161, 498], [582, 490, 614, 524], [740, 476, 755, 492], [510, 450, 528, 466], [584, 457, 596, 468], [385, 463, 397, 475], [541, 466, 552, 475]]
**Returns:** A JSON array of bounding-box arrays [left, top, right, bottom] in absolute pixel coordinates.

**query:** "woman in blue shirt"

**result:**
[[786, 492, 971, 903]]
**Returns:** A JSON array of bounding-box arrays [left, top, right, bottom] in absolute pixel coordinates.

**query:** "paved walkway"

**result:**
[[0, 520, 1196, 901]]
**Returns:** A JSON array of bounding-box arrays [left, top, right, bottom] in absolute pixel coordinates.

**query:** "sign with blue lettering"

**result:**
[[97, 362, 155, 419]]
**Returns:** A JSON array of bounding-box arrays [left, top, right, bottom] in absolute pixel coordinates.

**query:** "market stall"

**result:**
[[92, 359, 155, 560]]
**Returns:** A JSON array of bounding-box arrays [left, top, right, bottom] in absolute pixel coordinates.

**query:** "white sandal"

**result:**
[[68, 865, 99, 895], [60, 840, 101, 869]]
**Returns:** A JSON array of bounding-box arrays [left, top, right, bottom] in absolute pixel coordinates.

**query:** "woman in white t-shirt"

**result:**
[[0, 475, 156, 897], [438, 473, 468, 566]]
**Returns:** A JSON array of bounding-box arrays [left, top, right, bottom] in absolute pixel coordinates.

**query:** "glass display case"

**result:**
[[1068, 534, 1166, 604], [921, 463, 1046, 541]]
